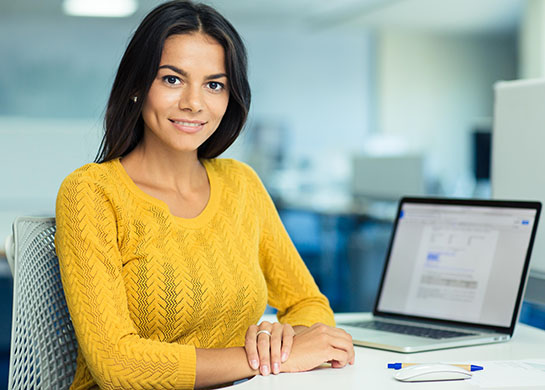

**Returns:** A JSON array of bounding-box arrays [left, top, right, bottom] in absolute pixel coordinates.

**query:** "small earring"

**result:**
[[132, 96, 138, 103]]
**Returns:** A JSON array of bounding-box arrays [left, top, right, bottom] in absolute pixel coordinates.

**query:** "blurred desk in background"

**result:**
[[276, 197, 396, 313]]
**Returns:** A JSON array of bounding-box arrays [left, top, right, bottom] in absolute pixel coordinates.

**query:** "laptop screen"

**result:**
[[377, 200, 539, 328]]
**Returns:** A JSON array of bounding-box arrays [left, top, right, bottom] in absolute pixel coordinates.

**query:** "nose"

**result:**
[[178, 84, 203, 112]]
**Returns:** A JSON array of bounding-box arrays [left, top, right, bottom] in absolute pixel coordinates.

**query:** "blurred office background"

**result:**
[[2, 0, 545, 387]]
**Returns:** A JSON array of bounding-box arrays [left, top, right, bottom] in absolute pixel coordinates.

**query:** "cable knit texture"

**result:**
[[55, 158, 334, 390]]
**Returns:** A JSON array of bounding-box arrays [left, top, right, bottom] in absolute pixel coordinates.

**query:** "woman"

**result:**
[[55, 1, 354, 389]]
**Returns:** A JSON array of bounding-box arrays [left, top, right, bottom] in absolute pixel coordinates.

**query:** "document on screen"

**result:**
[[405, 225, 498, 322]]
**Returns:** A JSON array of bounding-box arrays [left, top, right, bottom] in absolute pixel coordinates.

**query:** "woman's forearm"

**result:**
[[195, 347, 258, 388]]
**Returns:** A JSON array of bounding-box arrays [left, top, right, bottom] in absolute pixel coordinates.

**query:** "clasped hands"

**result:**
[[244, 321, 355, 376]]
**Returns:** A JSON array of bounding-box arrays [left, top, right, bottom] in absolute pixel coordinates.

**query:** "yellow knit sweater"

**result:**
[[55, 158, 334, 390]]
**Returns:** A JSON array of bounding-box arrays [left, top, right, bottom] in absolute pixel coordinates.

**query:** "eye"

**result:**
[[207, 81, 225, 92], [162, 75, 180, 85]]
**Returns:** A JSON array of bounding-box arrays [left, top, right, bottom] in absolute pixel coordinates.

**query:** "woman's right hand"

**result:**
[[280, 323, 355, 373]]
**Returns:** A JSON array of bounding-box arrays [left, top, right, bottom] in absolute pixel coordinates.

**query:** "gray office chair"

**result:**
[[5, 216, 78, 389]]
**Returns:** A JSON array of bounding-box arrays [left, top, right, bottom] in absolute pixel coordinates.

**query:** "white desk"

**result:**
[[233, 313, 545, 390]]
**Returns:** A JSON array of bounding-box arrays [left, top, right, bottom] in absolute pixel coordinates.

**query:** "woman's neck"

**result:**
[[120, 142, 208, 196]]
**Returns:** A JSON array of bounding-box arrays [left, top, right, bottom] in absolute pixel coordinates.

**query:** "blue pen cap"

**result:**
[[387, 363, 402, 369]]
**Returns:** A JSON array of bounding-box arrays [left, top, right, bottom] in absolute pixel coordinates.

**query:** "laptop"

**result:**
[[339, 197, 541, 353]]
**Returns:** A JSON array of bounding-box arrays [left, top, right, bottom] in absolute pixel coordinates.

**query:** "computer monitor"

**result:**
[[492, 78, 545, 275]]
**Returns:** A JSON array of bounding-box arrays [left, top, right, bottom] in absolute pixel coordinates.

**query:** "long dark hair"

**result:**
[[95, 0, 251, 162]]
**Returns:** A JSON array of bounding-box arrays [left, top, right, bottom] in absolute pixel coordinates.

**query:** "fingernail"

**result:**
[[273, 363, 279, 374], [281, 352, 288, 362], [250, 360, 258, 370], [261, 365, 270, 375]]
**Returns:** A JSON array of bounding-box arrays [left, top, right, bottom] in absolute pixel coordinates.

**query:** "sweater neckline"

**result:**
[[111, 157, 221, 229]]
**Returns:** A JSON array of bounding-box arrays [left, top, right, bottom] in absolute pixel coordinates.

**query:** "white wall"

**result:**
[[240, 25, 373, 162], [519, 0, 545, 78], [376, 30, 517, 192], [0, 117, 102, 244], [0, 15, 136, 119]]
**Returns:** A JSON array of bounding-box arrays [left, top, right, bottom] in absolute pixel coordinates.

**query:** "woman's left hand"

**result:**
[[244, 321, 295, 376]]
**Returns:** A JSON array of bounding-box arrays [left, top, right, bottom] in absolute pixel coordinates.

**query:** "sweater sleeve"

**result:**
[[245, 166, 335, 327], [55, 169, 196, 390]]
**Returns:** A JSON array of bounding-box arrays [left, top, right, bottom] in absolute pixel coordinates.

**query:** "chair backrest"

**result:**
[[8, 216, 78, 390]]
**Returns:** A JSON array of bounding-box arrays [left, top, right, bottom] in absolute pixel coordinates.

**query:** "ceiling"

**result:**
[[0, 0, 525, 34], [328, 0, 525, 34]]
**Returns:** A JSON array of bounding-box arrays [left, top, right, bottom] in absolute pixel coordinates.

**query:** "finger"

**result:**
[[244, 325, 259, 370], [331, 360, 346, 368], [257, 327, 272, 375], [313, 324, 355, 360], [349, 354, 356, 365], [280, 324, 295, 362], [329, 346, 355, 368], [348, 344, 355, 365], [327, 334, 354, 356], [259, 321, 272, 328], [316, 330, 354, 367], [270, 323, 283, 374], [257, 334, 271, 375], [328, 329, 355, 364], [327, 346, 350, 368], [343, 333, 355, 364]]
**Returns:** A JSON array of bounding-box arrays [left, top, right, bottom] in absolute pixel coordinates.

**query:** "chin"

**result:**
[[168, 141, 205, 154]]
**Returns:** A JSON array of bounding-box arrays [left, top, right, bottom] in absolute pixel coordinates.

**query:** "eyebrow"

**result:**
[[158, 65, 227, 80]]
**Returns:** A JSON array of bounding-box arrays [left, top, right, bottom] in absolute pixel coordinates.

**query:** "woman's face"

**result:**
[[141, 33, 229, 155]]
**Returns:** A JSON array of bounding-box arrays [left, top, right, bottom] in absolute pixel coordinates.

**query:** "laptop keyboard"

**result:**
[[346, 320, 477, 340]]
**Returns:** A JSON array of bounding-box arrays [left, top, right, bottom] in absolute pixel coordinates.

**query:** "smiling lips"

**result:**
[[169, 118, 207, 134]]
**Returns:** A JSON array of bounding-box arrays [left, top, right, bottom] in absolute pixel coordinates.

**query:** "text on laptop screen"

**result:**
[[377, 203, 537, 328]]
